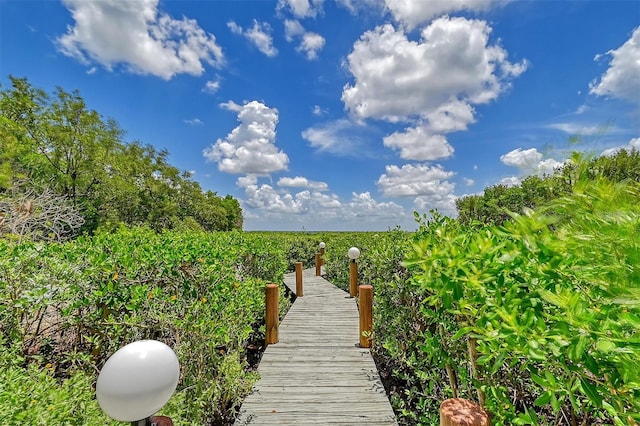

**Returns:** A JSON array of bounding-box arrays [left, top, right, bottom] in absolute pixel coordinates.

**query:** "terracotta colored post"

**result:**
[[359, 285, 373, 348], [265, 284, 279, 345], [315, 252, 322, 276], [440, 398, 489, 426], [150, 416, 174, 426], [319, 246, 325, 265], [349, 260, 358, 297], [295, 261, 303, 297]]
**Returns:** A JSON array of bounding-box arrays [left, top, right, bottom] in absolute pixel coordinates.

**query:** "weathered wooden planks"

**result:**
[[234, 268, 397, 425]]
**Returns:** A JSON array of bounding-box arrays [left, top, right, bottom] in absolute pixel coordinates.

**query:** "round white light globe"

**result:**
[[96, 340, 180, 422], [319, 242, 326, 249], [347, 247, 360, 260]]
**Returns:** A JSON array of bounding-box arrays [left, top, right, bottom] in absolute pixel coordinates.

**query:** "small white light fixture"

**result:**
[[347, 247, 360, 260], [96, 340, 180, 423], [319, 242, 326, 249]]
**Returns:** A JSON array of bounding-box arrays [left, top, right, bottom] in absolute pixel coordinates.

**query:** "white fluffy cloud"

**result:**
[[383, 128, 454, 161], [228, 20, 278, 57], [203, 101, 289, 175], [500, 148, 543, 169], [342, 17, 526, 161], [343, 18, 526, 122], [203, 79, 221, 94], [590, 27, 640, 103], [57, 0, 223, 79], [239, 180, 306, 214], [383, 0, 511, 30], [601, 137, 640, 156], [377, 163, 458, 213], [298, 32, 325, 59], [236, 175, 406, 228], [335, 0, 383, 15], [497, 176, 521, 187], [346, 192, 405, 218], [278, 176, 329, 191], [377, 163, 455, 197], [284, 20, 325, 59], [500, 148, 563, 176], [414, 193, 458, 213], [237, 176, 344, 218], [277, 0, 324, 18], [284, 19, 305, 41]]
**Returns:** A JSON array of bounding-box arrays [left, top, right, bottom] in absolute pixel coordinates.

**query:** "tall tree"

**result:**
[[1, 76, 244, 235]]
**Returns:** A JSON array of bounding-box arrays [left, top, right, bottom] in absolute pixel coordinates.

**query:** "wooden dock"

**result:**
[[234, 268, 398, 425]]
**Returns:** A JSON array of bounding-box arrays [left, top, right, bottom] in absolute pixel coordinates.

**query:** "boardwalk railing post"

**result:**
[[295, 261, 303, 297], [358, 285, 373, 348], [265, 284, 279, 345], [347, 247, 360, 298], [440, 398, 489, 426], [315, 252, 322, 276], [349, 260, 358, 297], [319, 242, 325, 266]]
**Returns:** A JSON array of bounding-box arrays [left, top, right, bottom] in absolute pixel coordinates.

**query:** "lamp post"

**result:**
[[348, 246, 360, 298], [96, 340, 180, 425], [318, 241, 326, 270]]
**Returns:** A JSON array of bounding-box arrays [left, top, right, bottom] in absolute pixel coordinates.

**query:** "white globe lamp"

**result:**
[[347, 246, 360, 260], [96, 340, 180, 424]]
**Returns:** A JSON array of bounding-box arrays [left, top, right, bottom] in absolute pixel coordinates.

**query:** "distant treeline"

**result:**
[[0, 76, 242, 241], [456, 149, 640, 225]]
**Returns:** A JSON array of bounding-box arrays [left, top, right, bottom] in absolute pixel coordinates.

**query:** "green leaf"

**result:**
[[534, 392, 552, 406], [596, 339, 616, 353], [580, 377, 603, 408]]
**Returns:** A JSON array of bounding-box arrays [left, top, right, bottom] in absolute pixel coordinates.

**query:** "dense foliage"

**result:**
[[320, 154, 640, 425], [455, 148, 640, 226], [2, 68, 638, 424], [0, 76, 242, 239], [0, 229, 292, 424]]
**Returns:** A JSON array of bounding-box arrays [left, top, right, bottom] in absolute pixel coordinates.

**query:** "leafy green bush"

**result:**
[[398, 159, 640, 425], [0, 339, 118, 425], [0, 228, 291, 424]]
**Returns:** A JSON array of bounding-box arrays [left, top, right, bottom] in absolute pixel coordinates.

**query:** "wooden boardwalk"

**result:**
[[234, 268, 398, 425]]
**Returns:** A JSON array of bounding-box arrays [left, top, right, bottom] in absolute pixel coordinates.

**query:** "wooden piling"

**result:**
[[440, 398, 489, 426], [349, 260, 358, 297], [358, 285, 373, 348], [265, 284, 279, 345], [315, 252, 322, 276], [295, 261, 303, 297], [150, 416, 174, 426], [319, 247, 325, 265]]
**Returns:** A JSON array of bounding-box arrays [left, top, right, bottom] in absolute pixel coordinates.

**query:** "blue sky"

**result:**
[[1, 0, 639, 231]]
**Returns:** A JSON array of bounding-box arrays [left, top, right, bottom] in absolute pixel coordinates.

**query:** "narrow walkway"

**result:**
[[235, 268, 398, 425]]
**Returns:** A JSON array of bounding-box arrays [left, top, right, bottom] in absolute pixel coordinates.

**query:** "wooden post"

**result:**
[[440, 398, 489, 426], [349, 260, 358, 297], [359, 285, 373, 348], [315, 252, 321, 276], [150, 416, 174, 426], [319, 247, 325, 266], [295, 261, 303, 297], [265, 284, 279, 345]]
